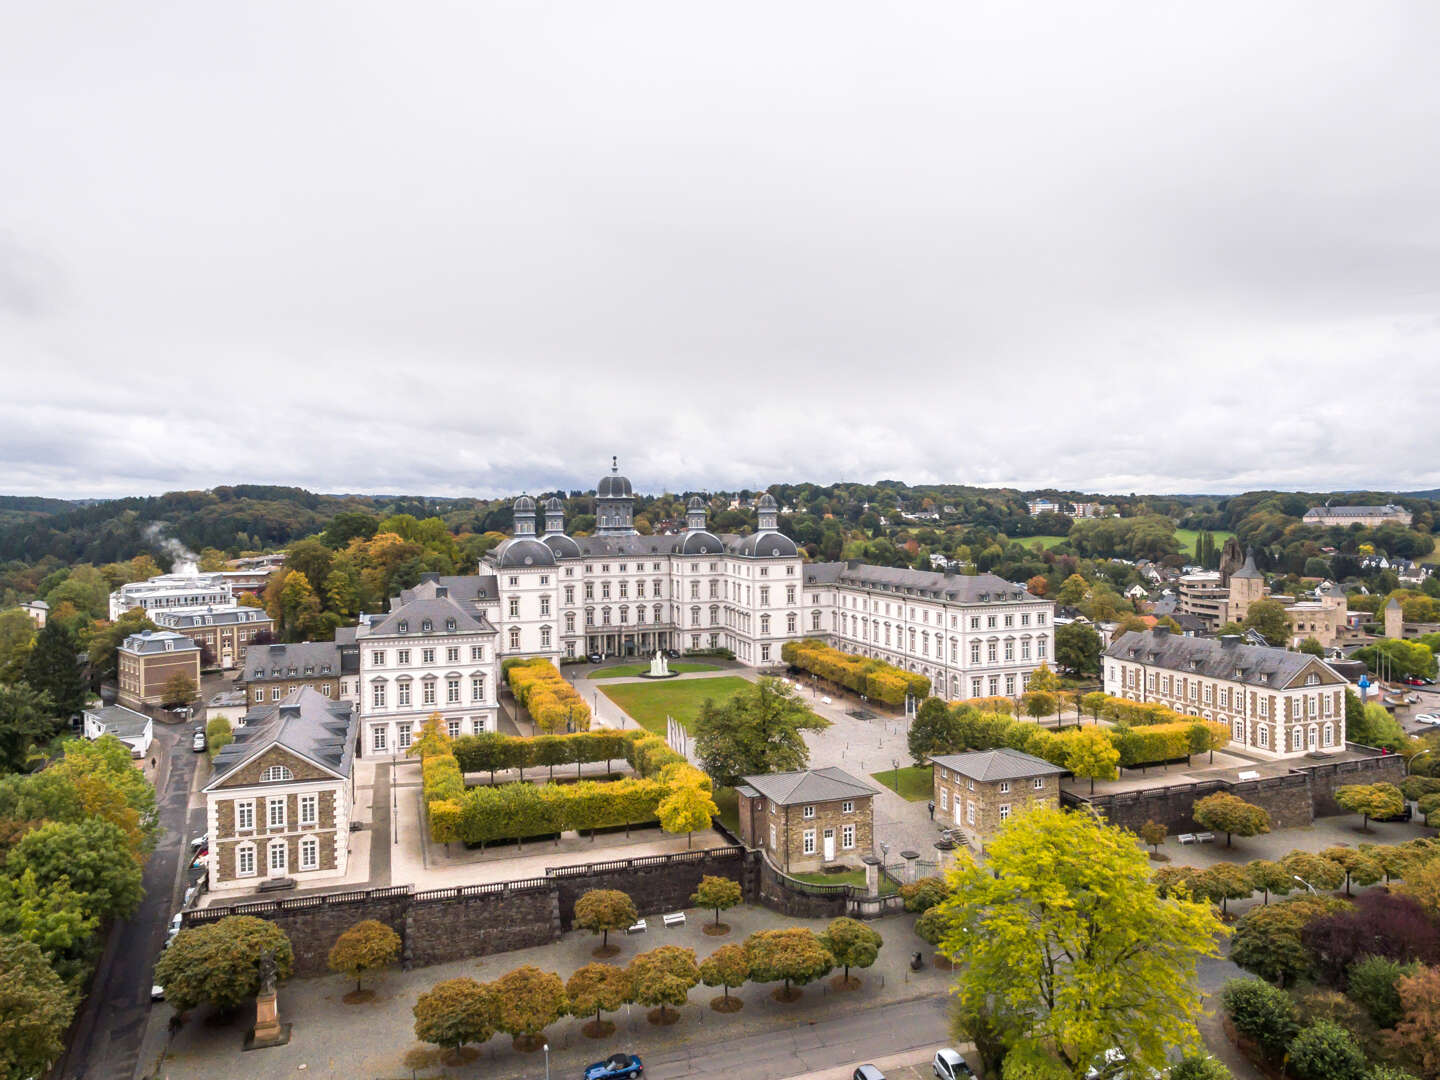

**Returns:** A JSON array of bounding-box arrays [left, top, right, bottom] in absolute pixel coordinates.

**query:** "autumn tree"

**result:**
[[566, 963, 632, 1038], [1197, 863, 1253, 916], [412, 977, 495, 1059], [1391, 965, 1440, 1076], [491, 965, 567, 1050], [1230, 895, 1343, 987], [1318, 846, 1383, 897], [327, 919, 401, 998], [744, 927, 834, 1003], [821, 917, 882, 988], [0, 933, 75, 1080], [1021, 691, 1056, 722], [154, 916, 294, 1012], [1335, 782, 1405, 832], [657, 781, 718, 848], [573, 889, 637, 957], [690, 875, 742, 934], [7, 817, 144, 920], [1138, 820, 1167, 856], [698, 943, 750, 1012], [1065, 728, 1119, 794], [161, 671, 198, 709], [1192, 792, 1270, 848], [1245, 860, 1294, 905], [936, 806, 1224, 1077], [693, 677, 830, 786], [628, 945, 700, 1024]]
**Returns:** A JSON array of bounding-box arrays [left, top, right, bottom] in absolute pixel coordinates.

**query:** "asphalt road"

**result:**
[[55, 718, 201, 1080], [639, 995, 952, 1080]]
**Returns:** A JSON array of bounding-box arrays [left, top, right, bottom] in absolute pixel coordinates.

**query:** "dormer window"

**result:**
[[261, 765, 293, 782], [422, 619, 433, 632], [446, 618, 456, 631], [397, 620, 408, 634]]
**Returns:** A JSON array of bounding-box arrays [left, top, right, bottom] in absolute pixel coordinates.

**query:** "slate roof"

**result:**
[[802, 561, 1042, 604], [730, 531, 798, 558], [1230, 550, 1262, 580], [930, 748, 1066, 782], [1304, 504, 1406, 517], [207, 687, 357, 787], [364, 591, 495, 637], [739, 767, 878, 806], [120, 630, 199, 654], [154, 606, 271, 628], [398, 575, 499, 606], [83, 704, 151, 739], [245, 641, 343, 681], [1105, 629, 1336, 689]]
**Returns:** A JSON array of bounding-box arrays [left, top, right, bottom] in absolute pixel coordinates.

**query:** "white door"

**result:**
[[221, 649, 233, 668], [268, 840, 288, 877], [822, 829, 835, 862], [955, 803, 963, 826]]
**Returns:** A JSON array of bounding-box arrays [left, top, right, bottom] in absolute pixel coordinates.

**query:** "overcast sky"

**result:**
[[3, 2, 1438, 501]]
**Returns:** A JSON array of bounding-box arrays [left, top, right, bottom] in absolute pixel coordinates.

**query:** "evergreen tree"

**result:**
[[22, 623, 88, 720]]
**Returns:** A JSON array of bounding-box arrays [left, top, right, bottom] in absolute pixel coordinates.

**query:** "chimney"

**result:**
[[1153, 626, 1169, 638], [1221, 635, 1241, 648], [435, 586, 448, 598]]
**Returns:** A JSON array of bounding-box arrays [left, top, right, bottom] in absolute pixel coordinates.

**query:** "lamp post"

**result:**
[[1408, 747, 1437, 776], [1292, 875, 1317, 895], [543, 1043, 550, 1080], [893, 757, 901, 797]]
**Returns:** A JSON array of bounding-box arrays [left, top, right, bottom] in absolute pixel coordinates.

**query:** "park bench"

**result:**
[[1237, 770, 1260, 781], [1177, 833, 1197, 845], [1195, 832, 1216, 844], [663, 911, 686, 928], [626, 919, 647, 935]]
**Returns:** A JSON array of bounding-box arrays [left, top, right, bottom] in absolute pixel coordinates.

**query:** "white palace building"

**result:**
[[354, 461, 1055, 757]]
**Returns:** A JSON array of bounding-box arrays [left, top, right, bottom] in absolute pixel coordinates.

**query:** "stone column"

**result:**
[[901, 849, 920, 883], [934, 839, 956, 875], [861, 854, 882, 897]]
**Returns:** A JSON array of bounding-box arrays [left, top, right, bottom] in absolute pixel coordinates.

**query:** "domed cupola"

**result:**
[[496, 538, 557, 568], [686, 495, 708, 532], [756, 491, 779, 532], [542, 496, 566, 536], [595, 456, 636, 536], [513, 494, 537, 537]]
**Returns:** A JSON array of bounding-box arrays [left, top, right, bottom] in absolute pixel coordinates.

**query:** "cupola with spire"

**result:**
[[513, 494, 537, 537], [595, 456, 636, 536]]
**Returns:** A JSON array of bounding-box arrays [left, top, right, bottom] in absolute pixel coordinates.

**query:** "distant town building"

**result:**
[[1302, 504, 1412, 528], [203, 687, 358, 892], [736, 767, 877, 873], [21, 599, 48, 627], [930, 748, 1065, 845], [82, 704, 154, 757], [243, 641, 347, 706], [1178, 549, 1266, 631], [1026, 498, 1062, 516], [116, 630, 201, 709], [1104, 628, 1348, 758], [108, 569, 272, 620]]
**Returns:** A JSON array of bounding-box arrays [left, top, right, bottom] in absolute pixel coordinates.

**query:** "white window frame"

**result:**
[[841, 800, 854, 813], [235, 799, 255, 832], [299, 794, 318, 827], [299, 835, 319, 871], [237, 842, 256, 877], [267, 797, 286, 829], [802, 829, 816, 855], [802, 804, 815, 819], [841, 824, 855, 849]]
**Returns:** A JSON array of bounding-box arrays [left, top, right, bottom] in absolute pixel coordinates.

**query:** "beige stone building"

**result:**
[[152, 606, 274, 669], [1303, 504, 1411, 528], [242, 641, 346, 706], [116, 630, 201, 709], [1179, 549, 1266, 631], [1105, 628, 1348, 758], [736, 767, 877, 874], [202, 687, 357, 893], [930, 748, 1065, 846]]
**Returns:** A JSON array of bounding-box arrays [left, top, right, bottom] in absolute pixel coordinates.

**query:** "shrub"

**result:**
[[781, 639, 930, 703], [1346, 955, 1417, 1028], [1286, 1019, 1367, 1080], [506, 658, 591, 731], [899, 877, 949, 913], [1400, 776, 1440, 802], [1220, 976, 1298, 1062]]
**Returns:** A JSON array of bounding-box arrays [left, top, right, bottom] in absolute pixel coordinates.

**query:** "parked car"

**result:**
[[1416, 714, 1440, 726], [1375, 801, 1414, 823], [190, 847, 208, 870], [1406, 676, 1427, 687], [173, 706, 192, 719], [587, 653, 603, 664], [190, 833, 207, 851], [585, 1054, 643, 1080], [191, 730, 206, 752], [854, 1067, 886, 1080], [151, 978, 165, 1002], [933, 1049, 976, 1080], [663, 648, 680, 658]]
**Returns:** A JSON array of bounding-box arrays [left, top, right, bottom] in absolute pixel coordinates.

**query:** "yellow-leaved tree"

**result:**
[[936, 806, 1225, 1079]]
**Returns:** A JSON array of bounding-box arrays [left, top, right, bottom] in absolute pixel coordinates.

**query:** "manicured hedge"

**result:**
[[1096, 698, 1189, 727], [420, 726, 704, 844], [505, 657, 592, 731], [781, 639, 930, 704]]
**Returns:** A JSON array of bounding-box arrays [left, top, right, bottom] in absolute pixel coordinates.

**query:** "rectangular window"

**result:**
[[802, 805, 815, 819], [471, 645, 485, 661], [1034, 777, 1044, 789], [422, 681, 436, 705], [299, 837, 318, 871], [999, 781, 1010, 794], [802, 829, 816, 855], [397, 723, 412, 749], [299, 794, 318, 827], [272, 687, 282, 702], [841, 800, 854, 813], [372, 726, 387, 752], [236, 800, 255, 831], [371, 650, 385, 667], [446, 646, 459, 663], [966, 801, 975, 825], [372, 683, 386, 708], [447, 677, 460, 704], [940, 790, 948, 810], [397, 682, 411, 707], [267, 798, 286, 828], [471, 676, 485, 701], [422, 648, 435, 665], [396, 649, 410, 665], [999, 804, 1011, 821], [769, 824, 776, 848], [841, 824, 855, 849], [237, 845, 256, 876], [254, 689, 264, 703]]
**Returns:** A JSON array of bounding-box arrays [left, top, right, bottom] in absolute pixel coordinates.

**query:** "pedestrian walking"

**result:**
[[927, 799, 935, 820]]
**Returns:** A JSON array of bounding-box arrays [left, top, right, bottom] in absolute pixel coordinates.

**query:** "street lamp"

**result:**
[[543, 1042, 550, 1080], [1408, 747, 1437, 776], [1292, 875, 1317, 895], [892, 757, 901, 796]]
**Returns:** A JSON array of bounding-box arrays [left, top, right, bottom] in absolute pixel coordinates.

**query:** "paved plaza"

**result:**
[[151, 904, 951, 1080]]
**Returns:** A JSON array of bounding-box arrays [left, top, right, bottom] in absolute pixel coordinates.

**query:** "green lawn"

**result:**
[[870, 765, 933, 802], [1020, 535, 1071, 550], [791, 870, 898, 896], [1173, 527, 1235, 554], [590, 662, 720, 679], [598, 675, 754, 735]]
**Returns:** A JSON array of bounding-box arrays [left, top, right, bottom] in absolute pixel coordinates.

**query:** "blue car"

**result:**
[[586, 1053, 643, 1080]]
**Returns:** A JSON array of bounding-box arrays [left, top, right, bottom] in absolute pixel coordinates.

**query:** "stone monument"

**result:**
[[244, 948, 292, 1050], [649, 650, 669, 677]]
